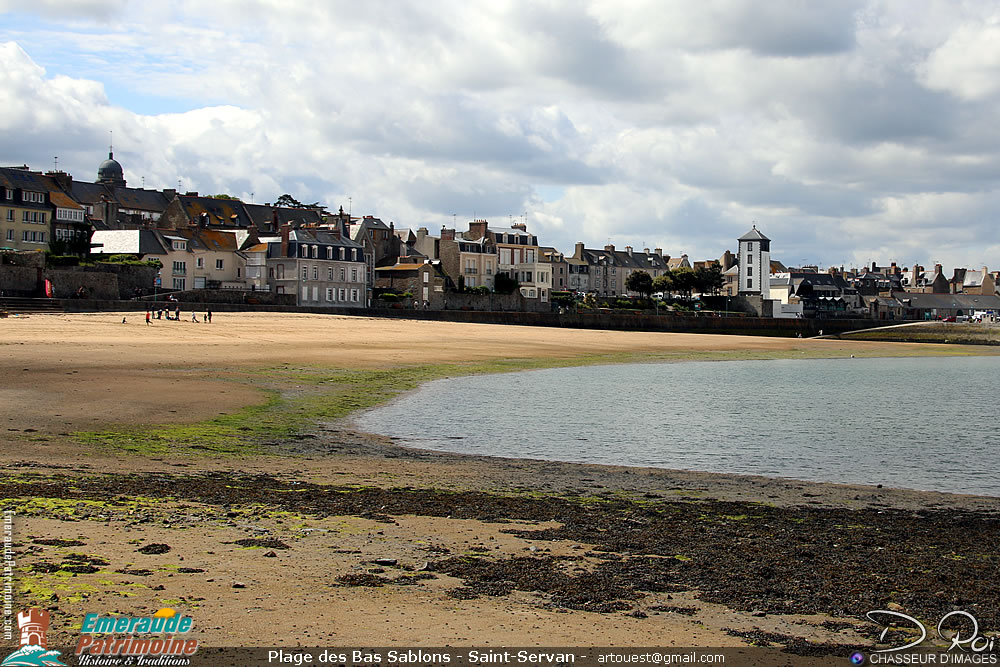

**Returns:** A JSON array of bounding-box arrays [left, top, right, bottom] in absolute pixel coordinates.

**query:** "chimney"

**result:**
[[281, 224, 291, 257], [655, 248, 663, 258], [625, 245, 633, 256], [47, 171, 72, 190], [574, 242, 584, 259], [604, 244, 615, 252], [469, 219, 488, 239], [643, 247, 650, 255], [441, 227, 455, 241], [933, 264, 942, 276], [417, 227, 428, 239], [511, 222, 526, 231]]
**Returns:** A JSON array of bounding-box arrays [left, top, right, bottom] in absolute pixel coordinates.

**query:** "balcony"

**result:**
[[464, 268, 478, 274]]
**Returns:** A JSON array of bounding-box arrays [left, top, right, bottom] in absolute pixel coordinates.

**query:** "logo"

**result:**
[[2, 608, 65, 667], [74, 608, 199, 664], [849, 652, 866, 664], [866, 609, 998, 653]]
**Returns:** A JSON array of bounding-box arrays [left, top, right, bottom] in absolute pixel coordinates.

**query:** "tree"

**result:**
[[212, 193, 241, 201], [694, 263, 724, 296], [493, 272, 519, 295], [652, 273, 673, 297], [625, 270, 654, 300], [671, 266, 696, 297], [274, 193, 323, 210]]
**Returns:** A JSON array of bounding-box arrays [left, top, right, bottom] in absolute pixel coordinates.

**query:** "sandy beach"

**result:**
[[2, 312, 998, 662]]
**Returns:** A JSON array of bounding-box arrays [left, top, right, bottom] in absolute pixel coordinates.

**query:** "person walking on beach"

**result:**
[[145, 311, 151, 326], [191, 311, 199, 323], [206, 309, 212, 324], [121, 316, 127, 324]]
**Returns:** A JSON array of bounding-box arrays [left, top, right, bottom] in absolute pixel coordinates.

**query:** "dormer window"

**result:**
[[311, 245, 318, 258], [327, 247, 333, 259]]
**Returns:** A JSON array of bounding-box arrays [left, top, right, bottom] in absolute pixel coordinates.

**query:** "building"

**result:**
[[738, 226, 770, 296], [266, 226, 367, 307], [439, 222, 498, 291], [0, 166, 54, 252], [567, 243, 670, 298]]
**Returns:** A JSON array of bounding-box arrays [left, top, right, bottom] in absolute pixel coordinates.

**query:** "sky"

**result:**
[[2, 1, 1000, 271]]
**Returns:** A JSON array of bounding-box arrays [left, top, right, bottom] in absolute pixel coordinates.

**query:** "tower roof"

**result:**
[[97, 151, 125, 184], [738, 225, 769, 242]]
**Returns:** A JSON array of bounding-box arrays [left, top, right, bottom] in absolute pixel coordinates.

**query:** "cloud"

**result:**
[[2, 2, 1000, 273]]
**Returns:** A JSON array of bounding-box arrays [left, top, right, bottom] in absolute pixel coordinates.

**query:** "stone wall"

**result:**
[[0, 266, 43, 297]]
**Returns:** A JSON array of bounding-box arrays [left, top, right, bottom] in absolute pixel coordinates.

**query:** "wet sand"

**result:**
[[1, 312, 998, 658]]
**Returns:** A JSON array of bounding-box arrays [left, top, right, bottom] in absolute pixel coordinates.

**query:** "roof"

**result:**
[[243, 203, 324, 232], [738, 226, 770, 242], [176, 196, 253, 228], [90, 230, 166, 255], [47, 189, 83, 210], [113, 187, 170, 212]]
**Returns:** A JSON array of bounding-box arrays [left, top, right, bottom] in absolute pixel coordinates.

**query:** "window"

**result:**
[[4, 190, 11, 200], [339, 268, 346, 281], [339, 247, 345, 260], [173, 278, 186, 290], [747, 242, 753, 252], [197, 257, 204, 268], [747, 266, 752, 277], [22, 231, 29, 241], [423, 272, 429, 284], [327, 247, 333, 259], [747, 278, 753, 289], [312, 266, 318, 280], [22, 211, 29, 222], [301, 286, 309, 301], [339, 288, 346, 301], [5, 230, 11, 240], [351, 288, 359, 302], [351, 249, 357, 261], [311, 246, 318, 258], [301, 266, 308, 280], [300, 246, 307, 257], [276, 264, 285, 279], [351, 268, 357, 282], [172, 261, 186, 274], [237, 267, 241, 278], [327, 267, 333, 280], [216, 259, 224, 270], [5, 210, 11, 221], [173, 240, 185, 250], [39, 213, 46, 224]]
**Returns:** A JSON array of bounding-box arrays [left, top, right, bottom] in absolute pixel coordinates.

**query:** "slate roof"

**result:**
[[738, 226, 769, 242]]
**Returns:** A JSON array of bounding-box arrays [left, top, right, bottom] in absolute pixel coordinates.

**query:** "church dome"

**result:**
[[97, 151, 125, 185]]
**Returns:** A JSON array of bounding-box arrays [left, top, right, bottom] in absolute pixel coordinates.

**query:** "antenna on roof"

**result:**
[[53, 156, 58, 171], [109, 130, 113, 157], [250, 192, 254, 204]]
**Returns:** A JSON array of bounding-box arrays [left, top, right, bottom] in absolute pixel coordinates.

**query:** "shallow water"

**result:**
[[354, 356, 1000, 496]]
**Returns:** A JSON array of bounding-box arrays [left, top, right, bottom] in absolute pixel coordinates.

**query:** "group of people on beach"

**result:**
[[122, 306, 213, 325]]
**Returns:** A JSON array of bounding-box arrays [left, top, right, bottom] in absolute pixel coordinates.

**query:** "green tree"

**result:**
[[652, 273, 673, 297], [493, 272, 519, 294], [212, 193, 242, 201], [694, 263, 724, 296], [625, 270, 654, 300], [671, 266, 696, 297]]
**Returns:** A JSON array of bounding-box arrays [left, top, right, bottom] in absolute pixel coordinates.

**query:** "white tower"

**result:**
[[738, 225, 770, 296]]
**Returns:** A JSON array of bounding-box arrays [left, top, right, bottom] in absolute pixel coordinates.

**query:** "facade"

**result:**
[[0, 167, 53, 252], [266, 227, 367, 307], [488, 222, 545, 299], [738, 226, 770, 296], [440, 223, 498, 291], [374, 258, 448, 308], [567, 242, 670, 298]]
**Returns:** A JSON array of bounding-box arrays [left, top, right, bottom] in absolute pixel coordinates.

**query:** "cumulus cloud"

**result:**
[[1, 1, 1000, 271]]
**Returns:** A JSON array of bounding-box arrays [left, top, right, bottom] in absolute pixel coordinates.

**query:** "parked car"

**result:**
[[942, 315, 956, 322]]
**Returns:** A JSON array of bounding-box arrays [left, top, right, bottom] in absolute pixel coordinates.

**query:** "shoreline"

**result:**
[[3, 313, 999, 655]]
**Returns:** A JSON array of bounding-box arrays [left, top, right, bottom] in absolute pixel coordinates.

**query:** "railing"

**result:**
[[464, 268, 478, 274]]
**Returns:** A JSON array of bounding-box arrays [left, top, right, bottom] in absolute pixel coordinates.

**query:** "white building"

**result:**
[[738, 226, 770, 296]]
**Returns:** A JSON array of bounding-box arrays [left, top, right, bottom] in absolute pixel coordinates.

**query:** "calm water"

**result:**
[[354, 356, 1000, 497]]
